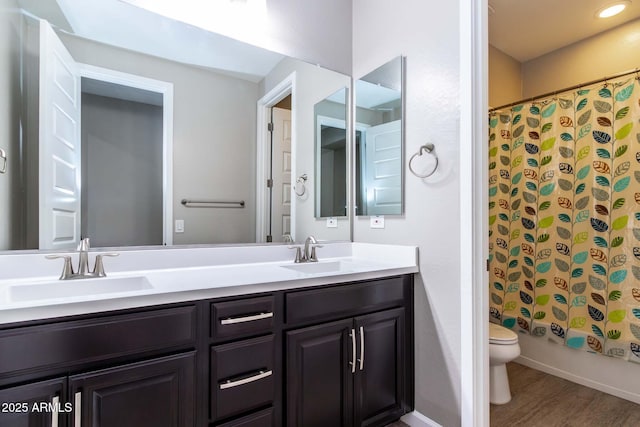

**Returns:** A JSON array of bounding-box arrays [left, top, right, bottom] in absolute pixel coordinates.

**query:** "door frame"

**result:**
[[460, 0, 489, 425], [77, 64, 174, 246], [256, 72, 296, 243]]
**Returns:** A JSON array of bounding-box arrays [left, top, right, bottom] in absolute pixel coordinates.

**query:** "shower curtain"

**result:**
[[489, 76, 640, 363]]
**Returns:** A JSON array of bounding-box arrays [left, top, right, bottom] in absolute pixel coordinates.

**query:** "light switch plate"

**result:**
[[326, 217, 338, 228], [175, 219, 185, 233], [370, 215, 385, 229]]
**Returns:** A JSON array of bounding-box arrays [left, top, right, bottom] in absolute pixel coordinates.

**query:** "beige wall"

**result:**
[[523, 18, 640, 98], [489, 44, 522, 107]]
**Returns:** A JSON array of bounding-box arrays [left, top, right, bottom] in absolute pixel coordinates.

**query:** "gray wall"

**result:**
[[0, 1, 24, 250], [81, 93, 163, 247], [59, 33, 260, 245]]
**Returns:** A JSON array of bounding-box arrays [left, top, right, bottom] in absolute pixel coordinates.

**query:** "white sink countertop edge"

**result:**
[[0, 243, 418, 324]]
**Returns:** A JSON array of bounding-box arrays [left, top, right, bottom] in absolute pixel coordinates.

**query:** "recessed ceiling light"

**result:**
[[597, 1, 631, 18]]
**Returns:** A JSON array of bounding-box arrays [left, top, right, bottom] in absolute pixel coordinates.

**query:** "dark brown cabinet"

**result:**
[[284, 276, 412, 427], [0, 274, 413, 427], [0, 378, 66, 427], [69, 352, 195, 427]]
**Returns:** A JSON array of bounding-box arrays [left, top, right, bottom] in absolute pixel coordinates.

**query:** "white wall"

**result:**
[[260, 57, 351, 242], [58, 33, 259, 245], [353, 0, 463, 425]]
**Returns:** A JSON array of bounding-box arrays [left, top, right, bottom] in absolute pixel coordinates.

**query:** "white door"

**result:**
[[271, 107, 292, 242], [38, 20, 81, 250], [364, 119, 402, 215]]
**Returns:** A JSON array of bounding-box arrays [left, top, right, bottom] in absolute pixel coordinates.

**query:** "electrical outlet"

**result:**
[[175, 219, 184, 233], [326, 217, 338, 228], [370, 215, 385, 229]]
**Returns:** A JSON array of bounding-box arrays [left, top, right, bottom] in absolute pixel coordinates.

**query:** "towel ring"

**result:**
[[294, 174, 307, 196], [409, 143, 438, 178]]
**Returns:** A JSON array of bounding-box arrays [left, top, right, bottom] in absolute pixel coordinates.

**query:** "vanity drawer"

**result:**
[[211, 296, 275, 339], [285, 277, 406, 325], [216, 408, 273, 427], [210, 334, 275, 421], [0, 306, 196, 379]]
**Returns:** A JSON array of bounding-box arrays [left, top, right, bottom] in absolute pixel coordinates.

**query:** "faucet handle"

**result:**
[[309, 245, 323, 262], [93, 253, 119, 277], [288, 246, 303, 263], [45, 254, 75, 280]]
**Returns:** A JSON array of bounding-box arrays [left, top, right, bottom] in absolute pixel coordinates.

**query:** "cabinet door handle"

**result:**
[[358, 326, 365, 371], [220, 312, 273, 325], [349, 328, 356, 374], [219, 369, 273, 390], [74, 392, 82, 427], [51, 396, 60, 427]]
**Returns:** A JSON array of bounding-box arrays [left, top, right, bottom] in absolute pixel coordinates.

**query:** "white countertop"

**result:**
[[0, 243, 418, 324]]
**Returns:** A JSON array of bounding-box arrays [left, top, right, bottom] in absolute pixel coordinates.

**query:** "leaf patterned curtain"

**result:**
[[489, 76, 640, 363]]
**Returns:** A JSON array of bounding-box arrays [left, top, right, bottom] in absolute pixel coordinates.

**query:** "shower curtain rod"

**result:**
[[489, 67, 640, 112]]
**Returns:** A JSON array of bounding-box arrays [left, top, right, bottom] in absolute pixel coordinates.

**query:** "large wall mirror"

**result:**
[[355, 56, 404, 216], [0, 0, 352, 252], [314, 87, 348, 218]]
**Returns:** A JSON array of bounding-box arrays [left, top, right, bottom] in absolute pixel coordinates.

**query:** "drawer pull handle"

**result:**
[[51, 396, 60, 427], [220, 369, 273, 390], [349, 328, 356, 374], [74, 392, 82, 427], [220, 312, 273, 325]]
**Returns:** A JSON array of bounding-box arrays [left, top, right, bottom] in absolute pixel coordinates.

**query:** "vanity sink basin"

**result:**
[[9, 276, 154, 303], [280, 261, 355, 274]]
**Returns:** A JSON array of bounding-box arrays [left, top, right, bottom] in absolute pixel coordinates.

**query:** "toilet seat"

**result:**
[[489, 323, 518, 345]]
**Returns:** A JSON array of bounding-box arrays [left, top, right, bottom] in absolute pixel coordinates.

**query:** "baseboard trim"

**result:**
[[516, 355, 640, 404], [401, 411, 443, 427]]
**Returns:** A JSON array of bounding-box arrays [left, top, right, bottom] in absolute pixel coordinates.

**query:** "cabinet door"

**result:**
[[286, 318, 354, 427], [0, 378, 66, 427], [354, 308, 405, 427], [69, 352, 195, 427]]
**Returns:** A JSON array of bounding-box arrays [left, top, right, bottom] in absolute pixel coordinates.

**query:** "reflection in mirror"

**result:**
[[0, 0, 351, 251], [314, 87, 347, 218], [355, 56, 404, 216]]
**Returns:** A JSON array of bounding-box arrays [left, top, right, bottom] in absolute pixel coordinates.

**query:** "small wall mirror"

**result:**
[[355, 56, 404, 216], [314, 87, 348, 218]]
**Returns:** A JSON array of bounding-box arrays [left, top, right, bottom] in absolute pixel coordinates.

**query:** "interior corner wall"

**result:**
[[58, 33, 259, 245], [260, 57, 351, 242], [352, 0, 463, 425], [522, 18, 640, 98], [488, 44, 522, 107]]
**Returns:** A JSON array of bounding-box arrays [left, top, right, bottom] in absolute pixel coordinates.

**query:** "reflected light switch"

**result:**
[[175, 219, 185, 233]]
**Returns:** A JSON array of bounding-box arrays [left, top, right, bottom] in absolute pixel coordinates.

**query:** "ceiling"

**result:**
[[489, 0, 640, 62], [20, 0, 284, 82]]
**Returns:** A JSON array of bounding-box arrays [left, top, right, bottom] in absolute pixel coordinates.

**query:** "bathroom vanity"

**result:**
[[0, 243, 417, 426]]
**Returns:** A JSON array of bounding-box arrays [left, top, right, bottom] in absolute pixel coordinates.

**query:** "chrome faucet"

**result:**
[[288, 235, 322, 263], [46, 238, 119, 280]]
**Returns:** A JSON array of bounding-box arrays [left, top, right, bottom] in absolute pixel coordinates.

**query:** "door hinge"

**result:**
[[267, 179, 273, 188], [486, 259, 490, 272], [267, 122, 274, 132]]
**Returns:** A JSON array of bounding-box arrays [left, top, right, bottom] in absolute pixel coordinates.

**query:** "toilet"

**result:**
[[489, 322, 520, 404]]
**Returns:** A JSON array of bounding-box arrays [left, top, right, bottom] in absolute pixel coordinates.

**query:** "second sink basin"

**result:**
[[280, 260, 355, 274], [9, 276, 154, 303]]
